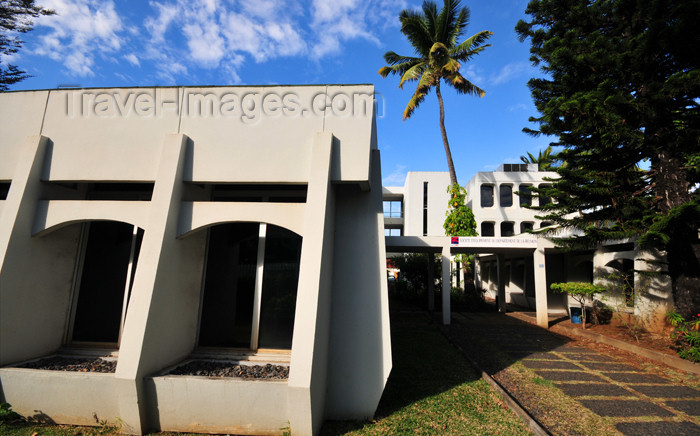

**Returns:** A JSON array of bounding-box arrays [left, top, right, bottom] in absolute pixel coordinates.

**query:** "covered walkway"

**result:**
[[385, 235, 558, 328]]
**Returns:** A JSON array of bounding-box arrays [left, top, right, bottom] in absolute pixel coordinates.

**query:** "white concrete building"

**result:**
[[0, 85, 392, 435], [384, 167, 673, 330]]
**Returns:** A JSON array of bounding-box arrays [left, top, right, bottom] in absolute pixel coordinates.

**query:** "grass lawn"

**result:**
[[320, 312, 532, 435], [1, 311, 531, 435]]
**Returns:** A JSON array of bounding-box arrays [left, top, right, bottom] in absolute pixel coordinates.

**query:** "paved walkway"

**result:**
[[442, 311, 700, 436]]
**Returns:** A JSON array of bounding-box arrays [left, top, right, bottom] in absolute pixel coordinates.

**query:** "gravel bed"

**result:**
[[169, 360, 289, 379], [15, 356, 116, 373]]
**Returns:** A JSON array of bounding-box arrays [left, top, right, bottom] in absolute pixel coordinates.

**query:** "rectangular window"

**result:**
[[519, 184, 532, 207], [68, 221, 143, 345], [480, 185, 494, 208], [383, 200, 402, 218], [422, 182, 428, 236], [198, 223, 302, 351], [500, 185, 513, 207], [501, 222, 515, 237], [481, 222, 495, 237], [539, 184, 552, 207], [384, 228, 402, 236], [520, 222, 534, 233]]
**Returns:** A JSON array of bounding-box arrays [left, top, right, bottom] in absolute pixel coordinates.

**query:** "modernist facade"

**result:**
[[0, 85, 392, 435], [384, 167, 673, 329]]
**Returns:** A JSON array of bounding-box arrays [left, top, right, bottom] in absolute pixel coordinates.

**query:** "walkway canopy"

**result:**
[[385, 235, 558, 328]]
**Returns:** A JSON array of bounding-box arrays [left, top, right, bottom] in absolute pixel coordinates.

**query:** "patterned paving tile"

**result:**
[[604, 372, 669, 384], [535, 370, 606, 382], [522, 360, 580, 370], [616, 421, 700, 436], [665, 400, 700, 416], [560, 352, 615, 362], [555, 382, 631, 397], [630, 385, 700, 398], [553, 345, 596, 353], [580, 362, 638, 372], [579, 399, 674, 417]]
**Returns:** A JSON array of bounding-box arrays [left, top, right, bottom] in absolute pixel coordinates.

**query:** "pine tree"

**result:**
[[516, 0, 700, 316]]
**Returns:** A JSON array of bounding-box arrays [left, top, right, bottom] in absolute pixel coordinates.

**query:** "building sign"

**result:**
[[450, 236, 538, 248]]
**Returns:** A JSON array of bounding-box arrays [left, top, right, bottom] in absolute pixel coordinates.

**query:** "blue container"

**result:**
[[570, 307, 583, 324]]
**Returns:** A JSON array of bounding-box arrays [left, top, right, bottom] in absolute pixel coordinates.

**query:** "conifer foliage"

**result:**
[[516, 0, 700, 316], [0, 0, 54, 91]]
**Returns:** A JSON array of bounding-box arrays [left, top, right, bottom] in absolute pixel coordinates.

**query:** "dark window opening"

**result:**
[[70, 221, 143, 344], [87, 183, 154, 201], [501, 222, 515, 237], [258, 225, 302, 349], [606, 258, 635, 307], [503, 164, 528, 172], [198, 223, 302, 350], [540, 221, 552, 228], [519, 184, 532, 207], [422, 182, 428, 236], [481, 222, 495, 237], [480, 185, 494, 208], [0, 181, 10, 200], [538, 184, 552, 207], [198, 223, 259, 348], [500, 185, 513, 207], [211, 184, 307, 203], [520, 222, 534, 233]]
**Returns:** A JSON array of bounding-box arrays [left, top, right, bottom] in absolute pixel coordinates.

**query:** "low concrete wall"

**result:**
[[0, 368, 119, 426], [144, 375, 289, 434]]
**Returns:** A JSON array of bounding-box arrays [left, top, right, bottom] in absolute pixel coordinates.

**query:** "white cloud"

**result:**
[[490, 62, 528, 86], [382, 163, 407, 186], [34, 0, 124, 76], [124, 53, 140, 67], [26, 0, 411, 83]]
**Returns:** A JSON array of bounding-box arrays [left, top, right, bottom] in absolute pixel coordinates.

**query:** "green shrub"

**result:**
[[666, 311, 700, 363], [0, 403, 22, 423], [551, 282, 605, 328]]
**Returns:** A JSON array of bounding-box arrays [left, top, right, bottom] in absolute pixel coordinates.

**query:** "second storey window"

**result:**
[[481, 222, 495, 237], [500, 184, 513, 207], [519, 184, 532, 207], [480, 184, 494, 208]]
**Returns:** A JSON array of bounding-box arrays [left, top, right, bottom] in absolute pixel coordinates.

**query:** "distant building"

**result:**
[[384, 165, 673, 330]]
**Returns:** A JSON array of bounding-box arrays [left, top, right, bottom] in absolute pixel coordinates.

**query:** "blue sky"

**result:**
[[6, 0, 553, 187]]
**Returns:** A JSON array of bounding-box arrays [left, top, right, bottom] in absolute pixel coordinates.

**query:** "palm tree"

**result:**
[[520, 145, 560, 171], [379, 0, 492, 187]]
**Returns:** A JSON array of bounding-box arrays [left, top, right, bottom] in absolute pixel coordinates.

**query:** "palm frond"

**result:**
[[383, 51, 422, 66], [379, 56, 423, 78], [450, 31, 493, 61], [441, 58, 461, 75], [443, 71, 485, 97], [399, 62, 427, 89], [435, 0, 462, 44], [399, 11, 433, 55], [403, 69, 437, 120], [422, 1, 439, 41], [448, 8, 470, 46]]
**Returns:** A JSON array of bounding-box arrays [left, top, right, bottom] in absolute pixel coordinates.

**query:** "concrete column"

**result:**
[[114, 133, 195, 434], [497, 254, 506, 313], [0, 135, 54, 364], [533, 248, 549, 328], [441, 245, 451, 325], [427, 252, 435, 312], [288, 132, 335, 436]]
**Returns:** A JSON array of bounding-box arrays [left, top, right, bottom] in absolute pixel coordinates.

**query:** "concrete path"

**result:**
[[443, 311, 700, 436]]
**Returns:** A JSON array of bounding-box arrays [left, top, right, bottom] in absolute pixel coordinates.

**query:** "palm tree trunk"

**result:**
[[436, 81, 458, 187]]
